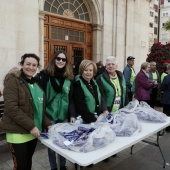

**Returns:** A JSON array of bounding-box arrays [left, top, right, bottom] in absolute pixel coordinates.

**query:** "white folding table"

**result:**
[[40, 117, 170, 170]]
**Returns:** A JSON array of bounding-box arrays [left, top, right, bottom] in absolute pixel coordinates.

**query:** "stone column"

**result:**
[[92, 24, 103, 62], [39, 10, 46, 68]]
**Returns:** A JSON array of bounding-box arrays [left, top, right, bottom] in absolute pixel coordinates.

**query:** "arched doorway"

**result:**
[[43, 0, 93, 74]]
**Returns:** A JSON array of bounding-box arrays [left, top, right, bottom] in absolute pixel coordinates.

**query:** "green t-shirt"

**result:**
[[110, 76, 121, 113], [152, 72, 158, 81], [6, 133, 35, 143]]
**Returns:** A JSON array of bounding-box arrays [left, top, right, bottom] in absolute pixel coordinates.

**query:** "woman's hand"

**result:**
[[70, 117, 76, 123], [103, 110, 109, 117], [30, 126, 40, 137]]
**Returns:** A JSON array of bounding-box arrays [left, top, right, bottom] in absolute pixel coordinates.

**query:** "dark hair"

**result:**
[[163, 63, 169, 72], [19, 53, 40, 66], [45, 50, 74, 79]]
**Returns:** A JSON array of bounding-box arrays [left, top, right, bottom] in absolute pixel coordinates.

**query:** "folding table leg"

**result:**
[[156, 131, 166, 168], [56, 153, 60, 170], [130, 145, 134, 154], [142, 130, 166, 168], [130, 130, 166, 168]]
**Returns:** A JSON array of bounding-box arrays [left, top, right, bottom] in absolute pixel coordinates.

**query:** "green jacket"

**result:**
[[46, 79, 71, 121], [97, 70, 127, 112], [76, 77, 101, 113]]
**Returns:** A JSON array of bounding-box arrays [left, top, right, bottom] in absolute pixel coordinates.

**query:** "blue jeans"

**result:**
[[48, 119, 67, 169]]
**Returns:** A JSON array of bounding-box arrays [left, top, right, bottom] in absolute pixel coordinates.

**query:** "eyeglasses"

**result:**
[[55, 57, 67, 62]]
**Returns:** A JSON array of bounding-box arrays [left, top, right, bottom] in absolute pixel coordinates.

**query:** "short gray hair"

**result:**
[[105, 56, 118, 65]]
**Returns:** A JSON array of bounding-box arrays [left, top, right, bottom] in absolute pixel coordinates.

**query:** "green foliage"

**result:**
[[164, 19, 170, 31]]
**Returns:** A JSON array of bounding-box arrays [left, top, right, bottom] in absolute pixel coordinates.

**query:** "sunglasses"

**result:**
[[55, 57, 67, 62]]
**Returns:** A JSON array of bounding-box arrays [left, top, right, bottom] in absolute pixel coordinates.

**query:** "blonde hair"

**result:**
[[79, 60, 97, 76], [141, 62, 150, 70]]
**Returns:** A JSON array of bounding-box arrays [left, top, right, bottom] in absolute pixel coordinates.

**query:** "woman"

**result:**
[[161, 63, 168, 83], [96, 56, 127, 116], [35, 50, 74, 170], [72, 60, 103, 123], [134, 62, 155, 104], [0, 54, 51, 170], [160, 64, 170, 132], [94, 60, 105, 79]]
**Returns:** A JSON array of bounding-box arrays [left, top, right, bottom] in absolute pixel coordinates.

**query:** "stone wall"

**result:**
[[0, 0, 39, 90]]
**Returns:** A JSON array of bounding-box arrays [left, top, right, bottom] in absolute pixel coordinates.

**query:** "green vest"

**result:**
[[28, 83, 44, 131], [100, 75, 126, 108], [130, 67, 136, 85], [77, 78, 101, 113], [46, 79, 71, 121], [152, 72, 158, 81], [161, 72, 167, 83]]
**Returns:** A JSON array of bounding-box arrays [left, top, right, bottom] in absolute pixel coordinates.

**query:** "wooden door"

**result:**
[[44, 15, 92, 67]]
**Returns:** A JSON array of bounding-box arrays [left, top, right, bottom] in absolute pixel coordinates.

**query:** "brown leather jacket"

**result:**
[[0, 68, 51, 133]]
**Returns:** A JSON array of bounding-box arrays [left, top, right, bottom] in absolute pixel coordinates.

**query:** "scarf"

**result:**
[[21, 70, 35, 84], [50, 66, 66, 93]]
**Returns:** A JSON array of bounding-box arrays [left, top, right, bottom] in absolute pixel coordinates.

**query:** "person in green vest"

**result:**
[[0, 54, 51, 170], [123, 56, 136, 102], [96, 56, 127, 161], [35, 50, 74, 170], [161, 63, 168, 83], [97, 56, 127, 116], [72, 60, 104, 123], [149, 61, 160, 108]]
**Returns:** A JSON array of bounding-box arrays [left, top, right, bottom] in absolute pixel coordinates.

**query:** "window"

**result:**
[[154, 16, 158, 24], [154, 27, 157, 35], [154, 5, 158, 12], [162, 23, 165, 27], [51, 26, 85, 43], [150, 11, 154, 17], [44, 0, 90, 22], [154, 38, 158, 43], [149, 22, 153, 28], [163, 12, 169, 17]]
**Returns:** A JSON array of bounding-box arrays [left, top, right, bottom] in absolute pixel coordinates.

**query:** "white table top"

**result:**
[[40, 117, 170, 166]]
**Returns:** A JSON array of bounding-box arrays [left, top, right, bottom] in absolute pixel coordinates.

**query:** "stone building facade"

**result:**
[[0, 0, 151, 88]]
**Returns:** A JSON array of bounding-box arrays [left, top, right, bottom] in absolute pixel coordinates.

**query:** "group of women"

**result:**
[[0, 50, 170, 170]]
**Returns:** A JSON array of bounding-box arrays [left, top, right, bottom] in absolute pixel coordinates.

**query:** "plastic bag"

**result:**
[[48, 123, 116, 152], [97, 113, 141, 136], [119, 100, 167, 122], [109, 113, 142, 136]]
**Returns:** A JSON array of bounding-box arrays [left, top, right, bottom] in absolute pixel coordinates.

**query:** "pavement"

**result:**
[[1, 107, 170, 170]]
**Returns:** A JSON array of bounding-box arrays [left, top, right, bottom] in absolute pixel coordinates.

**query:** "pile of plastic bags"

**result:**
[[48, 123, 116, 152], [46, 100, 167, 152], [118, 100, 167, 122]]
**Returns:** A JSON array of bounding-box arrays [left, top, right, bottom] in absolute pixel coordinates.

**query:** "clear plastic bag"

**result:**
[[48, 123, 116, 152], [119, 100, 167, 122], [97, 113, 141, 136], [109, 113, 142, 136]]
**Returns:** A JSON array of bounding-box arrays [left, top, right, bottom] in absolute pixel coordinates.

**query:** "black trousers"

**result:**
[[8, 138, 37, 170], [149, 88, 158, 108], [128, 92, 133, 102], [163, 104, 170, 132]]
